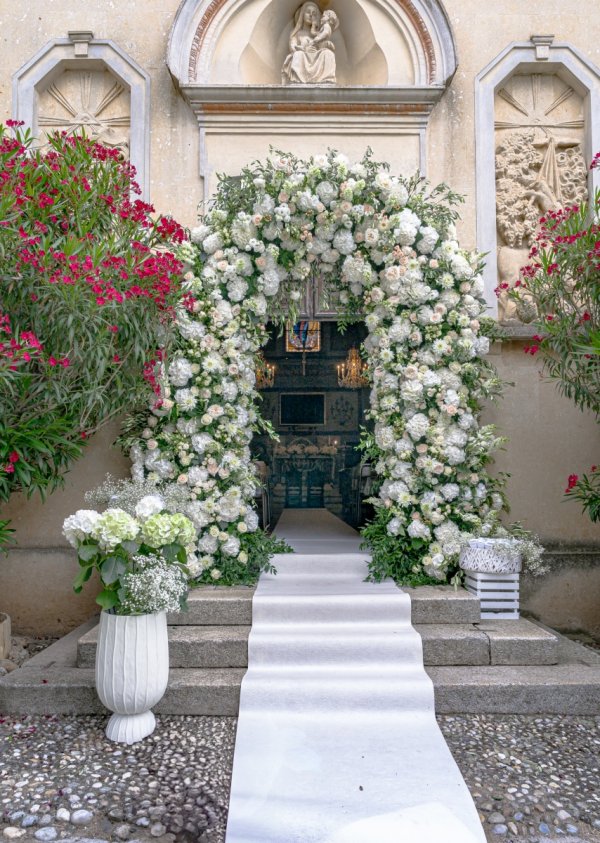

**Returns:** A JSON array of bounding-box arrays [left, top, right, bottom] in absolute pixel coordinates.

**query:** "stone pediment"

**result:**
[[168, 0, 457, 110]]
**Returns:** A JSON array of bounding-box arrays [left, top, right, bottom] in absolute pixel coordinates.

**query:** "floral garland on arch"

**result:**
[[128, 149, 506, 585]]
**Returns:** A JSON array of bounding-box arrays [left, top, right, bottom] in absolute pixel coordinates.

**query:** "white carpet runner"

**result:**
[[225, 509, 486, 843]]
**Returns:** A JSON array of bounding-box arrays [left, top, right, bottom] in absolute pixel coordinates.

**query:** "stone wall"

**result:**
[[0, 0, 598, 635]]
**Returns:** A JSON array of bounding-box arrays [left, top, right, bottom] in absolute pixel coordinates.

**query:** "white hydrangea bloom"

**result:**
[[168, 358, 194, 387], [203, 232, 224, 254], [407, 520, 431, 539], [406, 413, 430, 440], [417, 226, 439, 254], [333, 229, 356, 255], [62, 510, 102, 548], [135, 495, 165, 521]]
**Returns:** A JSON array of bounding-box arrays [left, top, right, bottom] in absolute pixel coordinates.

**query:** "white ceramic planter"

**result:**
[[95, 611, 169, 744], [459, 538, 522, 574]]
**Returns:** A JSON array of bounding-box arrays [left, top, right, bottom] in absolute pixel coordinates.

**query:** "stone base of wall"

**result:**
[[1, 548, 100, 637], [521, 547, 600, 638]]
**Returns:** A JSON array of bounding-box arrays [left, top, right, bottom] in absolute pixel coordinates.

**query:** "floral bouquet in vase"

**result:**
[[63, 495, 195, 744]]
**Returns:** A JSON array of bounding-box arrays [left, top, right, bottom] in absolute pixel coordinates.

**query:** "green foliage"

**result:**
[[566, 467, 600, 523], [360, 511, 443, 586], [73, 536, 189, 614], [510, 186, 599, 522], [0, 124, 185, 548], [510, 196, 599, 416], [193, 532, 291, 587]]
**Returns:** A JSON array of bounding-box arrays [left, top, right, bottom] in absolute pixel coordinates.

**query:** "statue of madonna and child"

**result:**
[[282, 2, 340, 85]]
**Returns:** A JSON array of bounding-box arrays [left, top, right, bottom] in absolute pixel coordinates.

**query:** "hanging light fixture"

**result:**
[[337, 347, 368, 389], [255, 352, 275, 389]]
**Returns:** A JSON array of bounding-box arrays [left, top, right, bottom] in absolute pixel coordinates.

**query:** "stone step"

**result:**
[[76, 618, 558, 669], [168, 587, 255, 626], [403, 585, 481, 624], [168, 584, 481, 626], [2, 661, 599, 716], [0, 666, 244, 716], [428, 665, 600, 714], [77, 625, 252, 668], [420, 619, 558, 666]]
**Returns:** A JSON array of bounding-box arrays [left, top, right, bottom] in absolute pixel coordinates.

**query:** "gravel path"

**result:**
[[0, 714, 599, 842]]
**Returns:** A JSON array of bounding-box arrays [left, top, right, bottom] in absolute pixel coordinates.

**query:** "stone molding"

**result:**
[[179, 83, 435, 204], [12, 34, 151, 198], [167, 0, 457, 88], [475, 39, 600, 317]]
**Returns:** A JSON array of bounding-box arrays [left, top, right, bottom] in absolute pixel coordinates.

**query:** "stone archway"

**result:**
[[130, 149, 503, 587]]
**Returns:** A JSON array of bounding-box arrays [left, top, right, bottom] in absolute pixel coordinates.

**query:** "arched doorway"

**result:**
[[131, 149, 501, 586]]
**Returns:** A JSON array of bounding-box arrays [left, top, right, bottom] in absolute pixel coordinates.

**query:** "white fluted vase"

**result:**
[[95, 611, 169, 744]]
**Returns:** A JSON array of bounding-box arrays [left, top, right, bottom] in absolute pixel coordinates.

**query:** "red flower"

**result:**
[[565, 474, 579, 493], [8, 452, 19, 463]]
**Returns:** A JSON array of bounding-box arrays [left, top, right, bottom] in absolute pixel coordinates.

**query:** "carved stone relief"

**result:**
[[282, 3, 339, 85], [494, 74, 587, 321], [37, 68, 131, 154]]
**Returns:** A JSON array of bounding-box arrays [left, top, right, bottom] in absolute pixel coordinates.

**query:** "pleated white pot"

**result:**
[[95, 611, 169, 745]]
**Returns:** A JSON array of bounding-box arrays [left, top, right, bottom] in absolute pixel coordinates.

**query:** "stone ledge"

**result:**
[[77, 624, 252, 669], [477, 619, 558, 665], [428, 664, 600, 714], [0, 666, 245, 716], [4, 661, 600, 715], [403, 586, 481, 624], [168, 586, 256, 626], [415, 624, 490, 665]]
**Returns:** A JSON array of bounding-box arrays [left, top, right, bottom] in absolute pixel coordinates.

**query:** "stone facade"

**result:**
[[0, 0, 599, 634]]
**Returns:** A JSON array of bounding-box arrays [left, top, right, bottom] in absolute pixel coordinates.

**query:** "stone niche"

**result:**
[[13, 32, 150, 197], [37, 67, 131, 156], [167, 0, 458, 201], [475, 38, 600, 318]]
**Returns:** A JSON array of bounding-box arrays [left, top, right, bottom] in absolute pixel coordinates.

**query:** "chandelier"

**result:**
[[255, 352, 275, 389], [337, 347, 368, 389]]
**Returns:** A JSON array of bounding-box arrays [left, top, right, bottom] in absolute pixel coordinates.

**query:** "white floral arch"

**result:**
[[130, 150, 505, 586]]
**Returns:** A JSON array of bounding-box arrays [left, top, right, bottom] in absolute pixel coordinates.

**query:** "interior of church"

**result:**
[[252, 320, 373, 530]]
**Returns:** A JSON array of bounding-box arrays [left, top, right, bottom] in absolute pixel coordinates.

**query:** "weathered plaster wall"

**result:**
[[0, 0, 598, 635], [0, 423, 129, 635]]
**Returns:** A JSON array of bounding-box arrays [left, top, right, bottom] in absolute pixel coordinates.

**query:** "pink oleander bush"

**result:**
[[0, 123, 186, 544], [508, 152, 600, 522]]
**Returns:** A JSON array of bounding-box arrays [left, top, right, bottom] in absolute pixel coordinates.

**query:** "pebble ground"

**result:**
[[0, 713, 599, 842]]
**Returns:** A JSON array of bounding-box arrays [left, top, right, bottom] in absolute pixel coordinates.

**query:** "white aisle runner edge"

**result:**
[[225, 509, 486, 843]]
